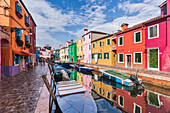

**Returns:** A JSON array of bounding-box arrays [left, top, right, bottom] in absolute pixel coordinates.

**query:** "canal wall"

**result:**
[[75, 63, 170, 88]]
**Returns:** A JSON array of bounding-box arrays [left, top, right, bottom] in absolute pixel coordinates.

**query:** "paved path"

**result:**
[[0, 64, 49, 113]]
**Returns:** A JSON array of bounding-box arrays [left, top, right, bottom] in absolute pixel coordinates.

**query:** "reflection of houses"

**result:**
[[77, 71, 83, 85], [0, 0, 35, 76], [70, 68, 77, 80], [146, 90, 170, 113], [116, 88, 146, 113], [77, 38, 83, 62], [83, 73, 92, 93], [91, 34, 116, 65], [116, 23, 145, 69], [82, 29, 108, 63], [145, 1, 170, 72]]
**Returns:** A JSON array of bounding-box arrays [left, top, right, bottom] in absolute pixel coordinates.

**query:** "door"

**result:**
[[126, 55, 132, 68], [148, 48, 159, 70], [1, 39, 10, 66]]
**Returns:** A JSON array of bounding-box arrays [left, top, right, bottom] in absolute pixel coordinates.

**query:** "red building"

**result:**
[[29, 15, 37, 66], [116, 23, 146, 69]]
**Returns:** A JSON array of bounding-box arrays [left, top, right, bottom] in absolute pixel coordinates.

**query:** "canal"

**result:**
[[59, 66, 170, 113]]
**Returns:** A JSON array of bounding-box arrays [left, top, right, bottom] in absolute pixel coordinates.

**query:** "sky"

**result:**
[[22, 0, 165, 49]]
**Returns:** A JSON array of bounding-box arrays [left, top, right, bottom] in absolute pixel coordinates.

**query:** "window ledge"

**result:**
[[16, 11, 23, 19]]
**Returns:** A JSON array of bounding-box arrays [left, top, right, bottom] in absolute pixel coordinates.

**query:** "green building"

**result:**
[[69, 39, 77, 62], [53, 49, 60, 60]]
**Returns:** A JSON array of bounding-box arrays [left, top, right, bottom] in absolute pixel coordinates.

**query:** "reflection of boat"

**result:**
[[99, 69, 142, 87], [77, 67, 94, 72], [56, 81, 97, 113]]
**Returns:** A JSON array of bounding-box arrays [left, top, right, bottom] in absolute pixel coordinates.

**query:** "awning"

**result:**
[[20, 51, 32, 56], [13, 49, 25, 55]]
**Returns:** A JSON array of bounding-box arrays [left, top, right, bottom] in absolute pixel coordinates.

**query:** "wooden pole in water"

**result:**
[[42, 75, 56, 100]]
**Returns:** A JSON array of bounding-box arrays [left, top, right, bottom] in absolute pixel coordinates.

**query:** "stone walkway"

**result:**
[[0, 63, 49, 113]]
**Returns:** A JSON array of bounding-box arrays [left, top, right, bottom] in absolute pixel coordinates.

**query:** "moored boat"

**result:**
[[77, 66, 94, 72], [99, 69, 142, 87]]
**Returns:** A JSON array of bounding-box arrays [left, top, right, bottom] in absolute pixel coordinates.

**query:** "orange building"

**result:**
[[116, 23, 146, 69], [0, 0, 34, 76]]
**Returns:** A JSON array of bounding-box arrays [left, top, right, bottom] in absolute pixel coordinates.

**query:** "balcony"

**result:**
[[112, 45, 116, 50], [16, 11, 23, 19]]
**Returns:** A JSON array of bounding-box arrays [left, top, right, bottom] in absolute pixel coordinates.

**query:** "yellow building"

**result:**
[[76, 38, 83, 62], [91, 34, 116, 65], [77, 71, 83, 85]]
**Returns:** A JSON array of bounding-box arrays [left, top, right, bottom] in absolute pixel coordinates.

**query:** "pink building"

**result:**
[[145, 0, 170, 72], [82, 29, 108, 63], [64, 41, 71, 62]]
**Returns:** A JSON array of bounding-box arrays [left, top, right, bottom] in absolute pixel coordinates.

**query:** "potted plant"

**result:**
[[25, 41, 30, 48], [16, 37, 23, 47]]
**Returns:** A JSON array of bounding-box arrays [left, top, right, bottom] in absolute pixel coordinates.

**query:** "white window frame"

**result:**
[[134, 52, 142, 64], [118, 36, 123, 46], [99, 41, 102, 47], [106, 38, 111, 46], [118, 95, 124, 107], [118, 53, 124, 63], [134, 31, 142, 43], [148, 24, 159, 39], [107, 91, 111, 99], [133, 103, 142, 113]]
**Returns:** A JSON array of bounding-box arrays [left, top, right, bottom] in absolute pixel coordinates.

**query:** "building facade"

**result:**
[[0, 0, 34, 76], [91, 34, 116, 65], [69, 39, 77, 62], [38, 46, 51, 59], [53, 49, 60, 61], [76, 38, 83, 62], [29, 15, 37, 66], [116, 23, 146, 69], [145, 0, 170, 72], [64, 41, 70, 62], [82, 29, 108, 63], [60, 47, 65, 62]]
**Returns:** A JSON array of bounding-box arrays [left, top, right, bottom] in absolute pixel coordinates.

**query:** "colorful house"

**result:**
[[0, 0, 33, 76], [53, 49, 60, 61], [64, 41, 71, 62], [76, 38, 83, 62], [91, 34, 116, 65], [60, 47, 65, 62], [144, 0, 170, 72], [69, 39, 77, 62], [116, 23, 146, 69], [29, 15, 37, 66], [82, 29, 108, 63]]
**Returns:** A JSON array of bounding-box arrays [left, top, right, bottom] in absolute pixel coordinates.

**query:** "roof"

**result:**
[[30, 15, 37, 27], [19, 0, 30, 15], [92, 34, 115, 42], [159, 1, 167, 8], [55, 49, 60, 51], [116, 15, 169, 35], [82, 30, 108, 37]]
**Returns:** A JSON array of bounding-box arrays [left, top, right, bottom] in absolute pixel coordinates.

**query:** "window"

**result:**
[[134, 103, 142, 113], [30, 36, 32, 44], [118, 53, 124, 63], [89, 82, 91, 87], [81, 47, 82, 51], [107, 39, 110, 45], [15, 1, 22, 14], [15, 27, 21, 39], [93, 43, 95, 48], [92, 54, 95, 59], [98, 53, 102, 59], [99, 88, 102, 95], [81, 77, 83, 82], [164, 5, 167, 15], [134, 52, 142, 64], [25, 34, 29, 44], [99, 41, 102, 47], [134, 31, 141, 43], [118, 96, 124, 107], [89, 35, 91, 39], [118, 36, 123, 46], [93, 84, 95, 89], [83, 37, 85, 41], [25, 14, 29, 24], [104, 53, 109, 59], [89, 45, 91, 50], [107, 91, 111, 99], [13, 54, 20, 65], [148, 24, 159, 39]]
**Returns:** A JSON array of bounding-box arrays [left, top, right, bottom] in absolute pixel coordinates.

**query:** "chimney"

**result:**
[[84, 29, 88, 34], [121, 23, 129, 31], [59, 45, 62, 49], [71, 39, 73, 44]]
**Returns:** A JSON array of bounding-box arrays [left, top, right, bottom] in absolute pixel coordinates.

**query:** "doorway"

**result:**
[[125, 54, 132, 68], [1, 39, 10, 66], [148, 48, 159, 70]]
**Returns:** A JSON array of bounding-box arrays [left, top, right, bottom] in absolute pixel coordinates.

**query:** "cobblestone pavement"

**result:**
[[0, 63, 49, 113]]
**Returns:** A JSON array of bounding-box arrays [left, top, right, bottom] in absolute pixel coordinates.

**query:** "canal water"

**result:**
[[64, 66, 170, 113]]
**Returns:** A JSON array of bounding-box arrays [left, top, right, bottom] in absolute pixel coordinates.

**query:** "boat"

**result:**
[[61, 62, 71, 66], [99, 69, 142, 87], [56, 80, 97, 113], [77, 66, 94, 72]]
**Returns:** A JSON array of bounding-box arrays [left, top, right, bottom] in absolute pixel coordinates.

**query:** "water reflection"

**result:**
[[69, 67, 170, 113]]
